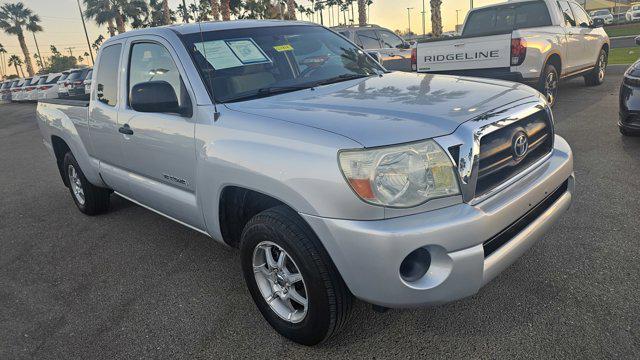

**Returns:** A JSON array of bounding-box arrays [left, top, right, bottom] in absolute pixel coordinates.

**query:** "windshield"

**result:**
[[67, 71, 82, 81], [179, 25, 384, 103], [59, 73, 69, 82], [593, 10, 609, 16]]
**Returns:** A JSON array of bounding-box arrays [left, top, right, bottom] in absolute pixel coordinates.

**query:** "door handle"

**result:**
[[118, 124, 134, 135], [453, 42, 465, 47]]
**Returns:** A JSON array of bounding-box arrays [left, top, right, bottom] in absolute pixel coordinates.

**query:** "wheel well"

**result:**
[[602, 43, 609, 54], [546, 53, 561, 74], [218, 186, 287, 248], [51, 136, 71, 187]]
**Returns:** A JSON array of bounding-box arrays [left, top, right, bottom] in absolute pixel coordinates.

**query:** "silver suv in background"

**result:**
[[333, 25, 413, 71]]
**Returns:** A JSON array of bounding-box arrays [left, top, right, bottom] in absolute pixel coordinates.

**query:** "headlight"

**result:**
[[626, 62, 640, 78], [338, 139, 460, 208]]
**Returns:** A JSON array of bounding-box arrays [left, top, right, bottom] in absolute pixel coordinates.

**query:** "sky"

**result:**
[[0, 0, 502, 76]]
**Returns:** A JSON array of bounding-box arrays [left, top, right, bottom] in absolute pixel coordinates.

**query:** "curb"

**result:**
[[610, 35, 639, 39]]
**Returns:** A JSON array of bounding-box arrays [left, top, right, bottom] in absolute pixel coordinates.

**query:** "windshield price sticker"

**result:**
[[226, 39, 271, 64], [194, 40, 243, 70]]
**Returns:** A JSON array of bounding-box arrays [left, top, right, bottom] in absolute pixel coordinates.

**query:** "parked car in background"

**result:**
[[333, 25, 413, 71], [0, 80, 16, 102], [590, 9, 614, 24], [37, 73, 63, 100], [619, 44, 640, 136], [413, 0, 610, 106], [57, 71, 71, 98], [83, 69, 93, 95], [65, 68, 91, 98], [626, 4, 640, 22], [10, 78, 24, 101], [14, 77, 32, 102], [25, 75, 44, 101], [37, 21, 574, 345]]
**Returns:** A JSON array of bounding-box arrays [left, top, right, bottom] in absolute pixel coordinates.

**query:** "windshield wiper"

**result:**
[[313, 73, 372, 87], [223, 85, 313, 103]]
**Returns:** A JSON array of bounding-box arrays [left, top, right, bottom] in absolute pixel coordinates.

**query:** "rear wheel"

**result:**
[[240, 205, 352, 345], [537, 63, 559, 107], [585, 49, 607, 86], [63, 152, 110, 215]]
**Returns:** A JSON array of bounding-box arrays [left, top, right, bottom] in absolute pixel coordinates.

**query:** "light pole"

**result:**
[[407, 7, 413, 35], [456, 9, 462, 27], [76, 0, 94, 65], [470, 0, 474, 9], [421, 0, 426, 38]]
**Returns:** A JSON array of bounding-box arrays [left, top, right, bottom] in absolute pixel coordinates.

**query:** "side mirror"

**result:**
[[591, 18, 604, 28], [130, 81, 188, 116], [396, 42, 411, 49], [367, 51, 382, 63]]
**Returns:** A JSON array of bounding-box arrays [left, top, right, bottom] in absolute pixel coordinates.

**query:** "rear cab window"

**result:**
[[557, 1, 576, 26], [568, 2, 591, 27], [463, 0, 552, 37], [95, 44, 122, 106]]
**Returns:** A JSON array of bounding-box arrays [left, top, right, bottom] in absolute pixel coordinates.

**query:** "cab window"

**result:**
[[357, 30, 381, 49], [128, 42, 190, 113], [379, 30, 404, 49], [95, 44, 122, 106], [557, 1, 576, 27], [569, 2, 591, 27]]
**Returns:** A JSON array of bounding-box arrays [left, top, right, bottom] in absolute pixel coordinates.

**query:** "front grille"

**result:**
[[483, 179, 569, 258], [475, 110, 553, 197]]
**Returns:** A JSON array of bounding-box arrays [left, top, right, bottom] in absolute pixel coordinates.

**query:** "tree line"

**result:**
[[0, 0, 444, 79]]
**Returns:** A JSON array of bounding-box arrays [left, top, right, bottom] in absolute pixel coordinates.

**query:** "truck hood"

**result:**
[[224, 71, 541, 147]]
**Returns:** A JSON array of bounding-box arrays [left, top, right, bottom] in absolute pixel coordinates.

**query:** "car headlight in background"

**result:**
[[338, 140, 460, 208]]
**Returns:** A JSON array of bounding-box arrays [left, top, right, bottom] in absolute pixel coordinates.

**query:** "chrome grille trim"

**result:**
[[435, 95, 554, 204]]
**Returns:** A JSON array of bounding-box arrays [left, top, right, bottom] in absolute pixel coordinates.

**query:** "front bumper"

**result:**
[[303, 135, 573, 308]]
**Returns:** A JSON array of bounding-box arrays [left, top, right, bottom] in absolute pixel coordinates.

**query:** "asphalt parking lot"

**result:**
[[1, 66, 639, 359]]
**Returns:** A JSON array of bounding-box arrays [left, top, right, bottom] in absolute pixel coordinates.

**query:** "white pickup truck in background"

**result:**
[[413, 0, 610, 105]]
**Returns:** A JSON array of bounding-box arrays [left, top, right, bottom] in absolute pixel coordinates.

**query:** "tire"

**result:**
[[620, 126, 640, 137], [62, 152, 110, 215], [584, 49, 607, 86], [240, 205, 352, 345], [537, 63, 559, 107]]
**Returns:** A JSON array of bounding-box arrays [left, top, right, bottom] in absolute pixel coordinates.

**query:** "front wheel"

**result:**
[[585, 49, 608, 86], [240, 206, 353, 345], [537, 63, 559, 107]]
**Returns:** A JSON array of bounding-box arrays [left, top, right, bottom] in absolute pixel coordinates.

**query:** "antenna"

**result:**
[[191, 0, 220, 121]]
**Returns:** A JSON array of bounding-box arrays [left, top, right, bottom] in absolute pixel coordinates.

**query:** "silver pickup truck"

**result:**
[[37, 20, 574, 345]]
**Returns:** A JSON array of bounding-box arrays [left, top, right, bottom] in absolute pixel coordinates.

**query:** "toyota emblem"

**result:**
[[513, 132, 529, 159]]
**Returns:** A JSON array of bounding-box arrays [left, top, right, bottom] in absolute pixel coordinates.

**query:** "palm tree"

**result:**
[[221, 0, 230, 20], [430, 0, 442, 37], [286, 0, 296, 19], [162, 0, 171, 24], [84, 0, 148, 35], [0, 2, 37, 76], [84, 0, 117, 36], [357, 0, 366, 26], [177, 1, 191, 23], [210, 0, 220, 20], [8, 54, 24, 77], [26, 14, 44, 70], [0, 44, 7, 77]]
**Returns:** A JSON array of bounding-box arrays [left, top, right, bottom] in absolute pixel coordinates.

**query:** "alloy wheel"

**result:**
[[67, 164, 85, 205], [252, 241, 308, 323], [545, 71, 558, 105]]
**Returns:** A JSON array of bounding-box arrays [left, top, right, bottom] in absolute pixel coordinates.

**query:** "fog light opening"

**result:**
[[399, 247, 431, 282]]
